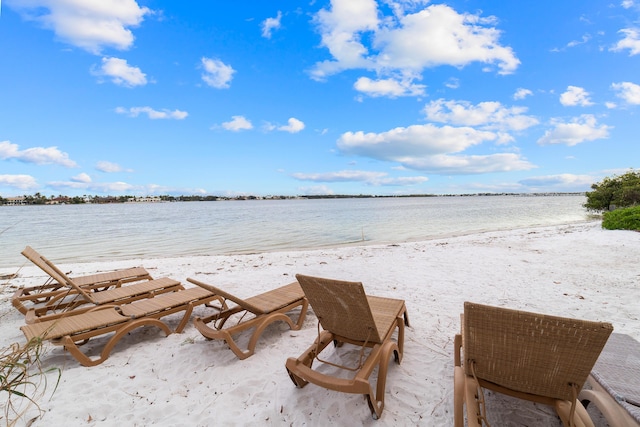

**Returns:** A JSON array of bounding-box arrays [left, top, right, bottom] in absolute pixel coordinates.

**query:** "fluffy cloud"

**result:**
[[201, 57, 235, 89], [93, 57, 147, 87], [71, 173, 92, 183], [519, 173, 595, 191], [222, 116, 253, 131], [291, 170, 428, 186], [262, 11, 282, 38], [353, 77, 425, 97], [311, 1, 519, 97], [115, 106, 188, 119], [0, 174, 39, 190], [336, 123, 535, 174], [513, 88, 533, 100], [6, 0, 150, 54], [560, 86, 594, 106], [49, 179, 135, 193], [537, 115, 611, 146], [96, 161, 133, 173], [278, 118, 305, 133], [611, 81, 640, 104], [0, 140, 77, 167], [612, 28, 640, 56], [424, 99, 539, 132]]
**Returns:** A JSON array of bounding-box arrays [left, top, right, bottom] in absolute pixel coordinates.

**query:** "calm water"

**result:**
[[0, 195, 590, 269]]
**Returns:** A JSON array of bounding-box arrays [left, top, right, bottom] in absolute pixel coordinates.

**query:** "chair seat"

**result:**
[[188, 278, 309, 359]]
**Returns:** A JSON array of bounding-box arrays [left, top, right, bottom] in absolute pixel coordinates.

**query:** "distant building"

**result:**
[[4, 196, 26, 206], [130, 196, 163, 203]]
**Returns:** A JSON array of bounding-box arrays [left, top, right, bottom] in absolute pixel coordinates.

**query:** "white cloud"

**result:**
[[519, 173, 595, 191], [444, 78, 460, 89], [336, 123, 535, 174], [49, 179, 135, 193], [261, 11, 282, 39], [424, 99, 539, 132], [0, 140, 77, 167], [201, 57, 235, 89], [278, 118, 305, 133], [612, 28, 640, 55], [291, 170, 428, 186], [537, 114, 611, 146], [71, 173, 92, 183], [622, 1, 635, 9], [6, 0, 150, 54], [96, 161, 132, 173], [115, 106, 188, 119], [293, 170, 387, 182], [222, 116, 253, 131], [566, 34, 591, 48], [93, 57, 147, 87], [0, 174, 39, 190], [611, 81, 640, 104], [311, 1, 519, 94], [354, 77, 425, 97], [559, 86, 594, 106], [513, 88, 532, 100], [297, 185, 335, 196]]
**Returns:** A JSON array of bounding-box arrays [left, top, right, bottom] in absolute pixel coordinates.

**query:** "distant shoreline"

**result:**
[[1, 192, 586, 206]]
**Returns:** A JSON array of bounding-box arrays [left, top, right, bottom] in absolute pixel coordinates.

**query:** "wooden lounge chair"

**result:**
[[15, 246, 183, 321], [454, 302, 613, 427], [285, 274, 409, 420], [21, 286, 222, 367], [14, 246, 155, 314], [187, 278, 309, 360], [579, 333, 640, 427]]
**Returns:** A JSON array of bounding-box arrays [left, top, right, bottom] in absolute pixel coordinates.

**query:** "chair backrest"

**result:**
[[187, 278, 264, 314], [22, 246, 95, 304], [463, 301, 613, 401], [295, 274, 382, 343]]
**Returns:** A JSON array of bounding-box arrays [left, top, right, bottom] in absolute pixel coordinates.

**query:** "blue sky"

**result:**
[[1, 0, 639, 197]]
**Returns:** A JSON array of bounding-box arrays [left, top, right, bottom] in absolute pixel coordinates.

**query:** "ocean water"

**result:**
[[0, 195, 591, 269]]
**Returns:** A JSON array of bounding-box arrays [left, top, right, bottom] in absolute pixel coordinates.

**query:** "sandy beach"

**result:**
[[1, 221, 638, 426]]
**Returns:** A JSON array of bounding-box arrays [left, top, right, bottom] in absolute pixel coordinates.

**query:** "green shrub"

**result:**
[[602, 205, 640, 231]]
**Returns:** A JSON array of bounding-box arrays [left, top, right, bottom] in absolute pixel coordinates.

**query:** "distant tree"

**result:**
[[584, 170, 640, 211]]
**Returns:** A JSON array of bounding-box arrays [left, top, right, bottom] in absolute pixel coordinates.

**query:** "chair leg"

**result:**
[[62, 318, 172, 367], [365, 340, 400, 419], [285, 331, 334, 388], [555, 399, 595, 427], [464, 377, 483, 427], [454, 366, 465, 427]]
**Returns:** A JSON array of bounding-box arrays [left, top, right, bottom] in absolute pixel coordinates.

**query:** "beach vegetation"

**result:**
[[1, 336, 61, 425], [584, 170, 640, 211], [602, 205, 640, 231]]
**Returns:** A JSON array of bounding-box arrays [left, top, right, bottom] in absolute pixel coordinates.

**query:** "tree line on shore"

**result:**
[[0, 192, 588, 206]]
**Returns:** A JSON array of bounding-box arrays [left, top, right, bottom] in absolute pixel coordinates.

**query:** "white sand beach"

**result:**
[[1, 221, 638, 426]]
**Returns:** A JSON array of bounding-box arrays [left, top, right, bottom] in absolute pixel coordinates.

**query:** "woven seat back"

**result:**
[[22, 246, 94, 304], [463, 302, 613, 401], [296, 274, 382, 343]]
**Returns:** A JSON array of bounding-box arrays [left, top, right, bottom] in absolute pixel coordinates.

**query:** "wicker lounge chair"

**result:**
[[21, 286, 222, 367], [187, 278, 309, 359], [15, 246, 183, 320], [285, 274, 409, 420], [14, 246, 154, 314], [579, 333, 640, 427], [454, 302, 613, 427]]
